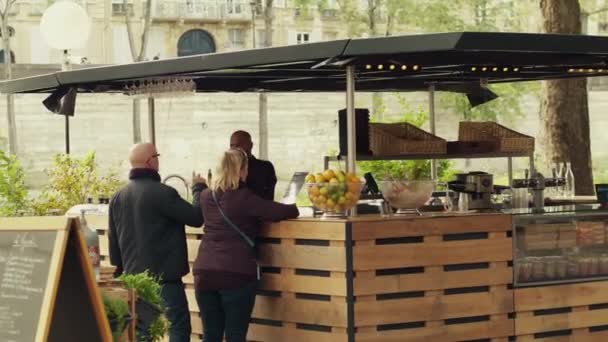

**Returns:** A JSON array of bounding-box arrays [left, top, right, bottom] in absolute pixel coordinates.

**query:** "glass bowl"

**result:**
[[379, 180, 436, 215], [305, 181, 364, 218]]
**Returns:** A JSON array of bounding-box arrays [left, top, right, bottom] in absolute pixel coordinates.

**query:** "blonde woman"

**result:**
[[193, 149, 299, 342]]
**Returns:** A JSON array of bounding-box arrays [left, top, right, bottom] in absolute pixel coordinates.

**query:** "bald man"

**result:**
[[108, 143, 205, 342], [230, 130, 277, 200]]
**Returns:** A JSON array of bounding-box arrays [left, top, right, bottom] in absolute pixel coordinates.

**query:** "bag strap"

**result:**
[[211, 190, 255, 248]]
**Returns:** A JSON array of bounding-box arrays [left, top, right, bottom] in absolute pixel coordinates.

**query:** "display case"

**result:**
[[513, 206, 608, 287]]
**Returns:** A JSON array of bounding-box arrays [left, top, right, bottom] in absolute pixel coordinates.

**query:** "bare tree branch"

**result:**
[[137, 0, 152, 61], [124, 0, 138, 60]]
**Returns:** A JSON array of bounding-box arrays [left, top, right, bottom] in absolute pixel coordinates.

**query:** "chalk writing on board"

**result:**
[[13, 232, 38, 251], [0, 230, 56, 342]]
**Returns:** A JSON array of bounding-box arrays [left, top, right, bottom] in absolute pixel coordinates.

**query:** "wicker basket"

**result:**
[[458, 121, 534, 153], [369, 122, 447, 155]]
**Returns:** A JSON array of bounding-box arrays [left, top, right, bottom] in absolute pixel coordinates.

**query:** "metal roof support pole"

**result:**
[[148, 97, 156, 145], [429, 83, 437, 181], [346, 65, 357, 216], [62, 50, 71, 154]]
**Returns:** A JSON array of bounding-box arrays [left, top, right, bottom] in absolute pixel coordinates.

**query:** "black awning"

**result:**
[[2, 32, 608, 95]]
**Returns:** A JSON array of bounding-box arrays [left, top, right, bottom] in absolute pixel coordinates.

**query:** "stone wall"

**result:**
[[2, 90, 608, 196]]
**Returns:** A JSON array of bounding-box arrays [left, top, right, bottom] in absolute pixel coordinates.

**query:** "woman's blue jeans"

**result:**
[[195, 281, 257, 342]]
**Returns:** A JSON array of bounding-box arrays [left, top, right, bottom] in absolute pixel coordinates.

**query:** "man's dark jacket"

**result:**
[[247, 155, 277, 200], [108, 169, 205, 282]]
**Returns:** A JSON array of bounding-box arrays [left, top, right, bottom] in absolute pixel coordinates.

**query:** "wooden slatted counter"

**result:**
[[89, 213, 608, 341]]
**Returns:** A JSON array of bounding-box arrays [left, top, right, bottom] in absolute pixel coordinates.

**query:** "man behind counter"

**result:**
[[230, 130, 277, 200]]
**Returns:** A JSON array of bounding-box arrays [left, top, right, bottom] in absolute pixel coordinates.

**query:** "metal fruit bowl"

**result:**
[[379, 180, 436, 214], [306, 181, 365, 218]]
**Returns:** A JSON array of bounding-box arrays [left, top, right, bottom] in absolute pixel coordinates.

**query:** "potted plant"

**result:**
[[118, 271, 169, 341], [102, 293, 131, 341]]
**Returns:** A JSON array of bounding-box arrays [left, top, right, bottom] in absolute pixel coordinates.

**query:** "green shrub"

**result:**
[[0, 150, 29, 216], [102, 293, 130, 341], [118, 271, 169, 341], [30, 152, 124, 215]]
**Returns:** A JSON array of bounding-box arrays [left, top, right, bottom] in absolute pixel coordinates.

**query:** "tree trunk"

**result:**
[[257, 0, 273, 159], [539, 0, 593, 195], [125, 0, 153, 144], [1, 9, 17, 155]]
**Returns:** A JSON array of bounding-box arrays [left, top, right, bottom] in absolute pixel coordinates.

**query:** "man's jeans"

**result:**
[[160, 281, 192, 342], [195, 281, 258, 342]]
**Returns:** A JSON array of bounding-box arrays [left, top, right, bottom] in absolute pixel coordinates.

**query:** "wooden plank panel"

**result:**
[[88, 215, 109, 231], [187, 239, 200, 263], [184, 271, 346, 295], [260, 273, 347, 296], [258, 244, 347, 272], [260, 220, 346, 240], [190, 312, 202, 335], [354, 289, 513, 326], [187, 289, 348, 327], [354, 266, 512, 295], [248, 323, 347, 342], [351, 214, 511, 240], [353, 238, 512, 270], [515, 281, 608, 311], [516, 331, 608, 342], [99, 234, 109, 257], [355, 318, 513, 342], [87, 215, 200, 232], [515, 307, 608, 335], [186, 289, 199, 313], [253, 295, 348, 327]]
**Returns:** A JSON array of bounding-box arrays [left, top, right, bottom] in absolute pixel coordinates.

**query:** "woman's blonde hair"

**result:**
[[210, 148, 248, 192]]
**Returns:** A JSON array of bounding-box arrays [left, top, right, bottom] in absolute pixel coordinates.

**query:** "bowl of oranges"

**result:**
[[305, 169, 364, 218]]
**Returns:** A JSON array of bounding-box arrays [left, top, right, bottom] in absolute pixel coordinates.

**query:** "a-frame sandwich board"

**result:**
[[0, 216, 112, 342]]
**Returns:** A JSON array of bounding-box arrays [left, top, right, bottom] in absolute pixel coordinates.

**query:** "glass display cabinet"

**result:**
[[513, 206, 608, 287]]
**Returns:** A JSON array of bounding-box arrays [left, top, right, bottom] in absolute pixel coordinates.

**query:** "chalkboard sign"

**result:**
[[0, 230, 57, 342], [0, 217, 111, 342]]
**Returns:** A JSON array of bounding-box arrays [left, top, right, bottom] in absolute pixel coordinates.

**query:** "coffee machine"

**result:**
[[448, 171, 494, 210]]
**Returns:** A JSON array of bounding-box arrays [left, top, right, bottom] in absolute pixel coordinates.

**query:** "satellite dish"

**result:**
[[40, 1, 91, 50]]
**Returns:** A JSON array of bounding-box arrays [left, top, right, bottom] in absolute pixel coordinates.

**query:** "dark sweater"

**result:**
[[109, 168, 205, 282], [193, 184, 299, 290], [246, 156, 277, 201]]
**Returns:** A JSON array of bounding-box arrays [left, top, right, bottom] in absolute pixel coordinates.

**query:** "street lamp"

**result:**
[[40, 1, 91, 154]]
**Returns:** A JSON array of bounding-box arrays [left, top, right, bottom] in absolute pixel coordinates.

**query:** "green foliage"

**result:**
[[0, 150, 29, 216], [147, 316, 170, 341], [118, 271, 168, 341], [118, 271, 163, 306], [439, 82, 540, 123], [30, 152, 124, 216], [358, 159, 456, 181], [102, 293, 130, 341]]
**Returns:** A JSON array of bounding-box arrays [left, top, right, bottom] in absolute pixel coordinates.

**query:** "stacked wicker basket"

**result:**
[[368, 121, 534, 155]]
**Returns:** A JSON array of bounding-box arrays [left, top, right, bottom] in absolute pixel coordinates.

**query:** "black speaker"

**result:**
[[338, 108, 371, 156]]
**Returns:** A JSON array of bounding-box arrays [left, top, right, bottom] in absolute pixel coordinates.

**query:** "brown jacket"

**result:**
[[193, 183, 299, 290]]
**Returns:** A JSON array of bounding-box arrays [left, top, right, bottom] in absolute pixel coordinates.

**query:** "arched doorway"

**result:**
[[0, 50, 15, 63], [177, 29, 216, 56]]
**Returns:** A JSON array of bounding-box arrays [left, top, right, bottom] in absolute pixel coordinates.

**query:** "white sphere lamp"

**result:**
[[40, 1, 91, 50]]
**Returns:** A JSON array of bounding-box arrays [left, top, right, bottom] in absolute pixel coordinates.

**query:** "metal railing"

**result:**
[[153, 0, 251, 20]]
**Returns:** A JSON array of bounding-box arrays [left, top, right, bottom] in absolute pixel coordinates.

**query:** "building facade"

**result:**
[[2, 0, 344, 66]]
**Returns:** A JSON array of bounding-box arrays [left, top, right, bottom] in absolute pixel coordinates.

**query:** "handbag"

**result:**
[[211, 190, 260, 280]]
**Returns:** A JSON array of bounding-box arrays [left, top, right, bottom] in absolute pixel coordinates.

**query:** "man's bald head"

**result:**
[[230, 130, 253, 156], [129, 143, 160, 171]]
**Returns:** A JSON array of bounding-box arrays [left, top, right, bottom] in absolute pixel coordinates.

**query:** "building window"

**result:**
[[296, 32, 310, 44], [228, 28, 245, 48], [112, 0, 134, 15], [177, 29, 216, 56], [256, 29, 266, 48], [0, 50, 15, 64]]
